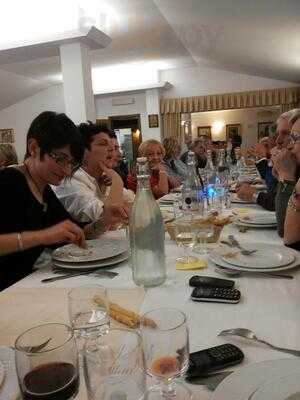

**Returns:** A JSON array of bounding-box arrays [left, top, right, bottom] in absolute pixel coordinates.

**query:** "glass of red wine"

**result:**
[[140, 308, 192, 400], [15, 323, 79, 400]]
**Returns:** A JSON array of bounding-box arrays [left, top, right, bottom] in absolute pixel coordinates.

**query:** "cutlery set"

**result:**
[[41, 268, 118, 283]]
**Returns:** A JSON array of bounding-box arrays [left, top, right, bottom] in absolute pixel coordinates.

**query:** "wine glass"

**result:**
[[68, 285, 110, 339], [83, 329, 146, 400], [15, 323, 79, 400], [141, 308, 192, 400], [173, 216, 198, 265]]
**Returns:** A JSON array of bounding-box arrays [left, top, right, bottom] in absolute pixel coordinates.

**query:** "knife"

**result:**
[[41, 269, 118, 283], [186, 370, 233, 390]]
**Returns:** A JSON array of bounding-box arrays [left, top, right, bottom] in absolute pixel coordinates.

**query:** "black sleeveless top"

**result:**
[[0, 168, 75, 290]]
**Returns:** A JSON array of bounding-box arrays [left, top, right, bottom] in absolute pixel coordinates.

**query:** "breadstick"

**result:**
[[92, 296, 156, 328]]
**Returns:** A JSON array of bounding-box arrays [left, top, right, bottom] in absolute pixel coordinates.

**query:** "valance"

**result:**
[[160, 87, 300, 114]]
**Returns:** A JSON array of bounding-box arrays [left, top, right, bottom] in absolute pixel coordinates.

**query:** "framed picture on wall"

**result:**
[[148, 114, 159, 128], [258, 121, 273, 141], [0, 129, 14, 143], [226, 124, 241, 140], [197, 126, 211, 139]]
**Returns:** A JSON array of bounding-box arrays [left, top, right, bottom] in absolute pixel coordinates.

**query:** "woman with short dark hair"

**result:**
[[0, 112, 128, 290]]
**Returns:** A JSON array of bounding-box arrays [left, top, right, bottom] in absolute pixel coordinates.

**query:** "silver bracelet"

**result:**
[[17, 232, 24, 251]]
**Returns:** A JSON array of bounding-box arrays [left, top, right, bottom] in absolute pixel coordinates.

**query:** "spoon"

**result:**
[[218, 328, 300, 357]]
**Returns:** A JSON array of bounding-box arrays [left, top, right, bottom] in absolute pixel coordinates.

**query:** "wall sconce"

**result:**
[[132, 129, 140, 140]]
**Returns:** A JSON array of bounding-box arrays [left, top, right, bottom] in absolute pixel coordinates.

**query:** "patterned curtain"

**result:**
[[160, 87, 300, 114], [161, 113, 183, 141], [280, 103, 300, 113]]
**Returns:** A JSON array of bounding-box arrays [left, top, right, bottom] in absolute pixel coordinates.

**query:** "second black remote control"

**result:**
[[189, 275, 235, 289]]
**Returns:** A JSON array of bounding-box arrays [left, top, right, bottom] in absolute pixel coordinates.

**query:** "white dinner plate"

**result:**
[[161, 210, 174, 223], [251, 373, 300, 400], [0, 347, 19, 400], [220, 243, 295, 269], [251, 184, 267, 191], [234, 219, 277, 228], [238, 212, 276, 225], [231, 194, 254, 204], [212, 359, 300, 400], [209, 244, 299, 272], [159, 193, 181, 204], [53, 251, 129, 270], [52, 238, 129, 263]]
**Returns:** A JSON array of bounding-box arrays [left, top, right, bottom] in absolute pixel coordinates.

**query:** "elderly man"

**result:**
[[237, 109, 300, 236]]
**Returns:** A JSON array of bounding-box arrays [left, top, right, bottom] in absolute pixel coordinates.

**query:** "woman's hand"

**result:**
[[39, 220, 85, 247]]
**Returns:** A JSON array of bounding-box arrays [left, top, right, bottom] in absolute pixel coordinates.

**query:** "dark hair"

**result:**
[[25, 111, 84, 166], [77, 121, 116, 149]]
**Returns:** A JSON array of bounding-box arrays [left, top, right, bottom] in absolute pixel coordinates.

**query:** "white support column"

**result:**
[[145, 88, 161, 141], [60, 42, 95, 124]]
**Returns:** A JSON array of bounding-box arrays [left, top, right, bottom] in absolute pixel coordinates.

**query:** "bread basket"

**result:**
[[166, 213, 233, 243]]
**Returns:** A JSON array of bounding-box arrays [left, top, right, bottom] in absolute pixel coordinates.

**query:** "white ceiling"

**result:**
[[0, 0, 299, 110]]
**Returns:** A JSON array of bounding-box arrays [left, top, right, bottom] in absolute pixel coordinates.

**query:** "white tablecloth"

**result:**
[[3, 204, 300, 400]]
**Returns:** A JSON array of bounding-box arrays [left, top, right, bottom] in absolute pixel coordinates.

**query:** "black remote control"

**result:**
[[189, 275, 235, 289], [186, 343, 244, 380], [191, 287, 241, 304]]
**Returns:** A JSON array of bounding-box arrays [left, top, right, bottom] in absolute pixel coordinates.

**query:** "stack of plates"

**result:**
[[52, 237, 129, 271], [235, 212, 277, 228], [159, 193, 181, 205], [212, 359, 300, 400], [231, 194, 254, 204], [209, 242, 298, 273]]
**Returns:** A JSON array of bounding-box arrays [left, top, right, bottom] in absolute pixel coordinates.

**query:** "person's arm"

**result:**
[[256, 188, 276, 211], [106, 169, 124, 203], [284, 180, 300, 245], [275, 180, 296, 237], [255, 159, 268, 180], [0, 220, 85, 256], [151, 169, 169, 199]]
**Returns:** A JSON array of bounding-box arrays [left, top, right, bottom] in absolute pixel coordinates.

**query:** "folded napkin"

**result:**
[[176, 259, 207, 270], [0, 347, 19, 400]]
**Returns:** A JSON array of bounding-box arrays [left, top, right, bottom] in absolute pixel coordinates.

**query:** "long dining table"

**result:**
[[1, 202, 300, 400]]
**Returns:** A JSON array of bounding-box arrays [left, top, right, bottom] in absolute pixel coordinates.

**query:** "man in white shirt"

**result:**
[[53, 123, 129, 233]]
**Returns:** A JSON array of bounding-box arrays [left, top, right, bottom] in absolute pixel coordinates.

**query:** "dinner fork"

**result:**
[[218, 328, 300, 357], [227, 235, 257, 255], [41, 269, 118, 283]]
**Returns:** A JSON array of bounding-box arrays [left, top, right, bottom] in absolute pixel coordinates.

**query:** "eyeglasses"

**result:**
[[291, 131, 300, 143], [48, 151, 81, 171]]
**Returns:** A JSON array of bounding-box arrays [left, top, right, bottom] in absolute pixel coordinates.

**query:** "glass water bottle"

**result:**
[[129, 157, 166, 287]]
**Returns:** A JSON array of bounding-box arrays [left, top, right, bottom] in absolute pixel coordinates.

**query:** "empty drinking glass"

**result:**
[[141, 307, 192, 400], [15, 323, 79, 400], [193, 219, 214, 254], [83, 329, 146, 400], [68, 285, 109, 339]]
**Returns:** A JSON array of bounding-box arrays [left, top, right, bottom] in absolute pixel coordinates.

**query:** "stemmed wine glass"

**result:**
[[140, 307, 192, 400], [15, 323, 79, 400]]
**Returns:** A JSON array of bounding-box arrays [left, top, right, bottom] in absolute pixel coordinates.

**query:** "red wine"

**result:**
[[22, 362, 79, 400]]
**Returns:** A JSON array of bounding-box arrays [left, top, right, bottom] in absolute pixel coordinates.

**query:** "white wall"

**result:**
[[95, 91, 161, 141], [191, 107, 280, 148], [160, 66, 298, 99], [0, 84, 65, 160]]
